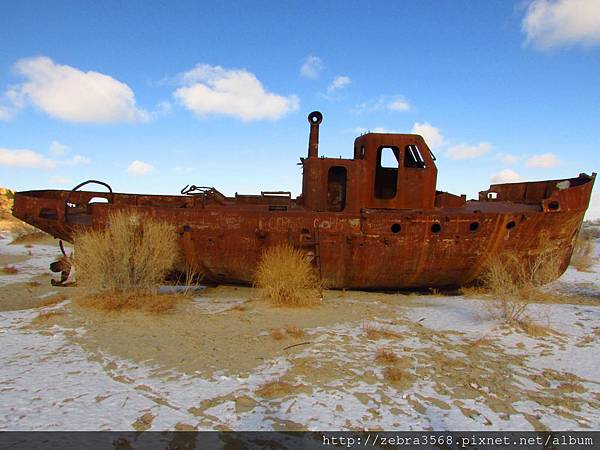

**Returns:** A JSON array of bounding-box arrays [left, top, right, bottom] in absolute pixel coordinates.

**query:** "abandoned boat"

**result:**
[[12, 111, 596, 289]]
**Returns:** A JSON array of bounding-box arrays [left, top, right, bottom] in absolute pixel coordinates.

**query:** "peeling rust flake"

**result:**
[[12, 111, 596, 289]]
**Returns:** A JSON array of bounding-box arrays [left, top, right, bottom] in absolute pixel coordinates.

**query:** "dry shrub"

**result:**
[[383, 366, 408, 383], [76, 292, 181, 314], [375, 348, 399, 363], [363, 322, 403, 340], [254, 243, 322, 307], [74, 212, 178, 295], [2, 265, 19, 274], [570, 231, 595, 272], [172, 262, 204, 295], [480, 244, 562, 323]]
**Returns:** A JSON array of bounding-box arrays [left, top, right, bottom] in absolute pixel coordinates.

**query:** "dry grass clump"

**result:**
[[375, 348, 399, 363], [479, 244, 562, 323], [76, 292, 181, 314], [383, 367, 408, 383], [254, 243, 322, 307], [73, 212, 182, 313], [1, 265, 19, 274], [558, 382, 586, 394], [517, 319, 553, 337], [75, 212, 178, 293], [363, 322, 403, 340], [570, 231, 595, 272]]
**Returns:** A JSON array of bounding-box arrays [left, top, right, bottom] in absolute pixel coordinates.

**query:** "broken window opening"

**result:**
[[88, 196, 110, 204], [374, 146, 399, 199], [404, 144, 426, 169], [359, 145, 365, 159], [327, 166, 347, 211]]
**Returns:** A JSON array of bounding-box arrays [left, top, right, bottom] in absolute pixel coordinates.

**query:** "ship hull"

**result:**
[[12, 173, 595, 289]]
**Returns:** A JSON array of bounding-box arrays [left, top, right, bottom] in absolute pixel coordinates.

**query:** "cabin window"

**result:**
[[88, 196, 109, 204], [354, 145, 366, 160], [374, 146, 399, 199], [404, 144, 426, 168], [327, 166, 347, 211]]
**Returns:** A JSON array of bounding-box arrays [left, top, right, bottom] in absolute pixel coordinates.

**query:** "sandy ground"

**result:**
[[1, 227, 600, 431]]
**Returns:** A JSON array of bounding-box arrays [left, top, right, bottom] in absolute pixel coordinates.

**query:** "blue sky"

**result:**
[[1, 0, 599, 218]]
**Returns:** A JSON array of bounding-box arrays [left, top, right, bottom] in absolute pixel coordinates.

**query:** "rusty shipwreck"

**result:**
[[12, 111, 596, 289]]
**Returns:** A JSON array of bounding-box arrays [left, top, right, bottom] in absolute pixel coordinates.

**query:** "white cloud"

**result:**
[[127, 160, 154, 175], [0, 148, 54, 169], [497, 153, 519, 165], [174, 64, 299, 121], [62, 155, 91, 166], [0, 147, 89, 169], [353, 95, 411, 114], [525, 152, 561, 168], [0, 105, 13, 121], [49, 140, 69, 156], [522, 0, 600, 49], [447, 142, 492, 160], [150, 101, 172, 119], [387, 97, 411, 111], [327, 76, 351, 93], [300, 56, 324, 79], [491, 169, 522, 184], [8, 56, 148, 123], [411, 122, 444, 149], [50, 176, 72, 185]]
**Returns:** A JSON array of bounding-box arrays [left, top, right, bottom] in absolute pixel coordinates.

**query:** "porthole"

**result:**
[[431, 223, 442, 233], [506, 221, 516, 230], [391, 223, 401, 234], [548, 201, 560, 210], [469, 222, 479, 232]]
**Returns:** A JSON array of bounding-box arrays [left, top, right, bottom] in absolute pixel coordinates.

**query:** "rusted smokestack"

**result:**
[[307, 111, 323, 158]]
